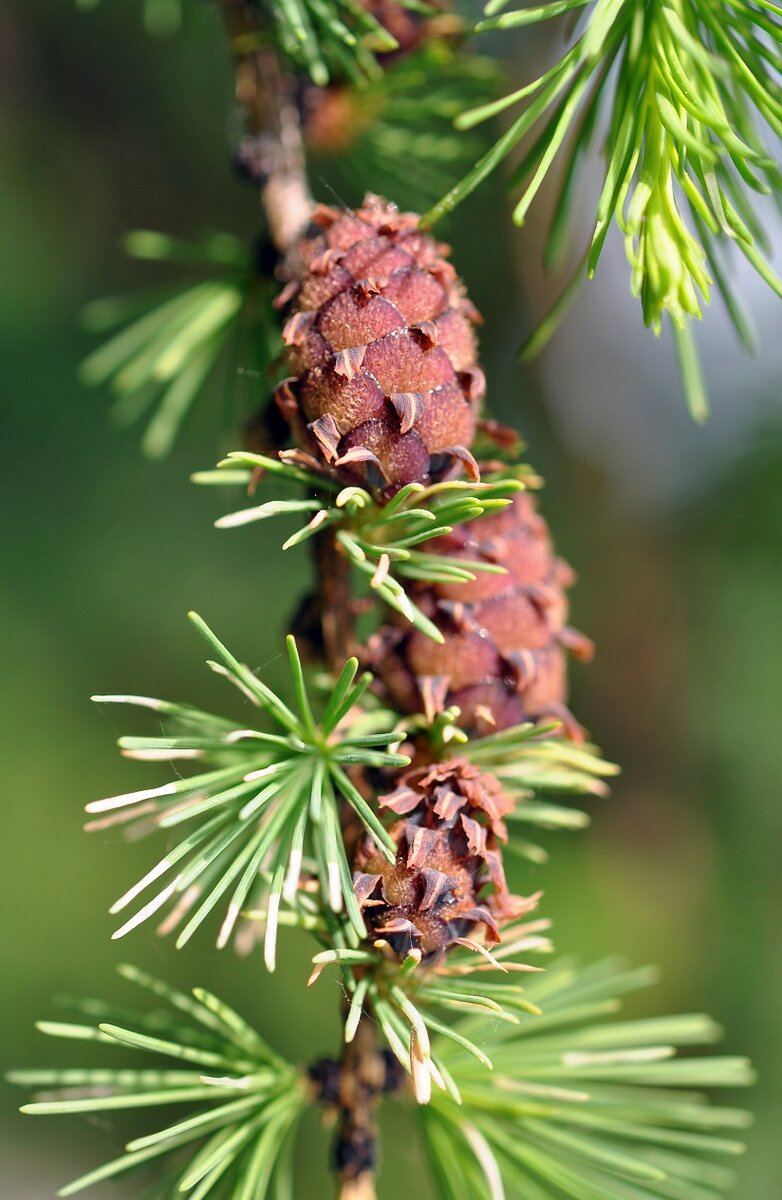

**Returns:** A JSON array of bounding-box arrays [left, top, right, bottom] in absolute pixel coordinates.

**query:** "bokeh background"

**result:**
[[2, 2, 781, 1196]]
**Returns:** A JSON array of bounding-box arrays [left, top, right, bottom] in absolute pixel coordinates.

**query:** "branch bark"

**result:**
[[219, 0, 313, 252], [314, 526, 357, 670], [218, 10, 380, 1196], [334, 1012, 386, 1200], [313, 479, 380, 1200]]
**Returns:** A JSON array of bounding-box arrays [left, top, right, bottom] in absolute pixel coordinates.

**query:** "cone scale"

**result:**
[[276, 194, 485, 493]]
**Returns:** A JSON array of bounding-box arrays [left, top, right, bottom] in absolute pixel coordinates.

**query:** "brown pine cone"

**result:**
[[275, 194, 485, 494], [353, 759, 536, 961], [371, 491, 594, 736]]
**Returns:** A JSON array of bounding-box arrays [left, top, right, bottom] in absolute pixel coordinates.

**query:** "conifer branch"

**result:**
[[15, 7, 761, 1200], [78, 231, 278, 457], [219, 0, 315, 251], [333, 1010, 386, 1200], [428, 0, 781, 417]]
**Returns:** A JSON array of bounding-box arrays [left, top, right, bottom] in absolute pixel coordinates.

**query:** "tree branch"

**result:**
[[219, 0, 314, 252], [218, 10, 380, 1196], [334, 1012, 387, 1200], [314, 526, 357, 671]]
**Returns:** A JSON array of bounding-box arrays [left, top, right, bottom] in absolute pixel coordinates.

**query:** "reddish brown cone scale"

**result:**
[[353, 759, 537, 961], [372, 491, 594, 735], [276, 194, 484, 492]]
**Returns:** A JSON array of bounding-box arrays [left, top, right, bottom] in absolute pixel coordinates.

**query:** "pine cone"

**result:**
[[353, 759, 535, 961], [275, 194, 485, 493], [371, 492, 594, 735]]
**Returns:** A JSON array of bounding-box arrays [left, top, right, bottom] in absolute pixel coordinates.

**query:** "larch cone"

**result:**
[[353, 759, 538, 961], [371, 491, 594, 735], [275, 194, 485, 494]]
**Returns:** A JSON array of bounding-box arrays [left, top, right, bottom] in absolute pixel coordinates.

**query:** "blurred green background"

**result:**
[[2, 2, 781, 1196]]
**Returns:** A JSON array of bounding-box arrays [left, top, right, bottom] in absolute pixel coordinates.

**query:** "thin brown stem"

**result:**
[[217, 10, 379, 1196], [219, 0, 313, 252], [314, 526, 357, 671], [334, 1011, 385, 1200], [314, 527, 381, 1200]]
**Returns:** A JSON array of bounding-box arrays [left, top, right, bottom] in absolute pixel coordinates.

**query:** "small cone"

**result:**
[[353, 759, 535, 961], [276, 194, 484, 493], [371, 491, 593, 735]]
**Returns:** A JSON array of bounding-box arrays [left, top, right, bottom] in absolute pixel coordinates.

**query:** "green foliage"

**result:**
[[11, 956, 758, 1199], [19, 5, 762, 1197], [420, 957, 756, 1199], [309, 43, 501, 209], [10, 964, 305, 1199], [462, 719, 618, 862], [76, 0, 184, 37], [88, 613, 406, 964], [79, 231, 280, 458], [309, 913, 554, 1103], [427, 0, 782, 419], [270, 0, 435, 86], [195, 451, 534, 641], [392, 708, 617, 861]]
